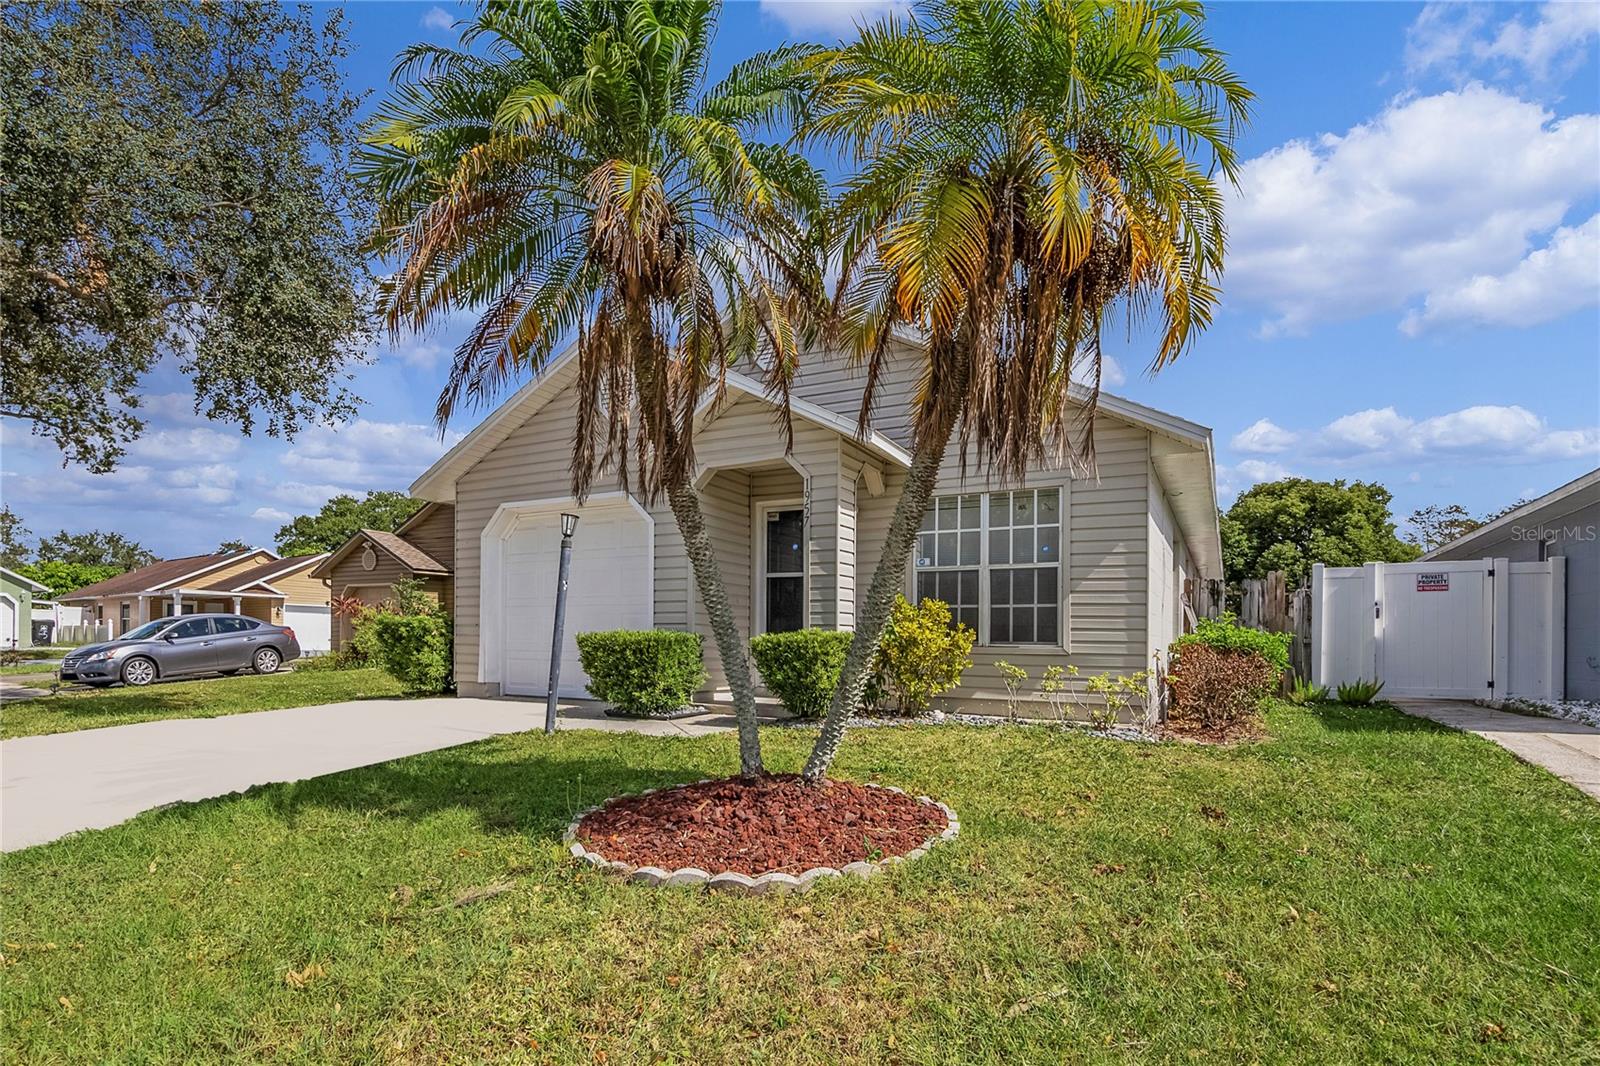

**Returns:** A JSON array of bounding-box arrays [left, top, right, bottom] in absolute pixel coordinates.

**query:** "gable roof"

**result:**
[[405, 336, 1220, 575], [216, 554, 330, 594], [1422, 466, 1600, 561], [0, 566, 52, 594], [57, 549, 274, 601], [311, 528, 450, 579]]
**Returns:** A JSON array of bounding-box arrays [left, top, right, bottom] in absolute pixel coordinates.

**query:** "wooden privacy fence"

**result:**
[[1236, 571, 1313, 685]]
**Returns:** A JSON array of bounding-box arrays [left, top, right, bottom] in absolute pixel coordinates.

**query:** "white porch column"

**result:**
[[232, 596, 242, 613], [170, 589, 182, 617]]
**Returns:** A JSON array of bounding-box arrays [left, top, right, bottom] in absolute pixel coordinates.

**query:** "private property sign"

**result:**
[[1415, 572, 1450, 592]]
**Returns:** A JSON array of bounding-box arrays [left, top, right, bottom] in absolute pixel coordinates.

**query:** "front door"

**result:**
[[761, 507, 805, 633]]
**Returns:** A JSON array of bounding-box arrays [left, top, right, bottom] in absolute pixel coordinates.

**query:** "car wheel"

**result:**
[[121, 657, 157, 687], [253, 648, 282, 675]]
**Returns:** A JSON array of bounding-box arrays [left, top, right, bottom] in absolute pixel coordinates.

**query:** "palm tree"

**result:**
[[799, 0, 1251, 780], [360, 1, 826, 777]]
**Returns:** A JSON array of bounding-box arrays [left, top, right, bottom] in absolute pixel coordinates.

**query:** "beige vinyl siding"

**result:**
[[163, 551, 276, 591], [789, 340, 922, 448], [690, 467, 752, 689], [400, 504, 456, 570], [1147, 459, 1179, 678], [268, 566, 330, 608]]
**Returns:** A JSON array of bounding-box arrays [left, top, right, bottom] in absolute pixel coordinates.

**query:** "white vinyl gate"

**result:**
[[1311, 558, 1566, 701]]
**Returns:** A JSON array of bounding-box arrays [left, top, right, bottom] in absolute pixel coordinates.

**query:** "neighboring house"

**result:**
[[410, 337, 1222, 712], [310, 503, 455, 650], [1, 566, 51, 649], [58, 549, 334, 651], [1424, 467, 1599, 701]]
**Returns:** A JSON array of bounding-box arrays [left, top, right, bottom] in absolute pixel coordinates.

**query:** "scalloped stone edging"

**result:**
[[562, 779, 959, 894]]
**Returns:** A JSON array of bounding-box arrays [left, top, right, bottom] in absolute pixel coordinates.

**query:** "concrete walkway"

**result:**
[[1, 698, 735, 851], [1395, 699, 1600, 801]]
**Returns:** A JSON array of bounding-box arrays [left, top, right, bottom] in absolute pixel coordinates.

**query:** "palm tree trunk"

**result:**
[[801, 388, 964, 782], [667, 478, 765, 777]]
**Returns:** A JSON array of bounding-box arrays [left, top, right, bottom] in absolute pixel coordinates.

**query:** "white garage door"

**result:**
[[501, 500, 652, 698], [284, 605, 333, 653], [1, 597, 15, 649]]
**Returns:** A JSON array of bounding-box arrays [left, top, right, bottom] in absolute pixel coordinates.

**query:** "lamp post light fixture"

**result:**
[[544, 512, 580, 734]]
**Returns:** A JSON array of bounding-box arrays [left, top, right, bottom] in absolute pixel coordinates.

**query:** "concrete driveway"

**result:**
[[1, 698, 732, 851]]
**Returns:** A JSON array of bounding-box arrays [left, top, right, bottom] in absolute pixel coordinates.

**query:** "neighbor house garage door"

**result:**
[[284, 605, 332, 653], [501, 500, 652, 698]]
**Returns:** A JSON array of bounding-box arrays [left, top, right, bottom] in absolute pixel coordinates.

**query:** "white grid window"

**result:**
[[914, 487, 1062, 645], [914, 493, 980, 631]]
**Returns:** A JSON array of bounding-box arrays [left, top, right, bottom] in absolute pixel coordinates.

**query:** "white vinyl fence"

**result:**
[[1310, 559, 1566, 701]]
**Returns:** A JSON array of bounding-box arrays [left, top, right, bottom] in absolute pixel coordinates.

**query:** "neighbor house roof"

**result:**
[[1422, 467, 1600, 561], [217, 553, 330, 595], [57, 549, 274, 601], [310, 529, 450, 580], [0, 566, 52, 594]]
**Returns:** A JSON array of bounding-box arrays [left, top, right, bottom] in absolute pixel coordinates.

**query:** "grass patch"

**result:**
[[0, 663, 59, 677], [0, 668, 406, 739], [2, 702, 1596, 1062]]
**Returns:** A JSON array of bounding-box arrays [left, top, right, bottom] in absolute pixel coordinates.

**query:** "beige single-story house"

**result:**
[[1424, 467, 1599, 701], [59, 549, 333, 651], [310, 503, 455, 650], [409, 336, 1222, 713]]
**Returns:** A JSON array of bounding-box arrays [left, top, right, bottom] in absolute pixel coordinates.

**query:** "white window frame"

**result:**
[[753, 498, 807, 635], [908, 482, 1069, 650]]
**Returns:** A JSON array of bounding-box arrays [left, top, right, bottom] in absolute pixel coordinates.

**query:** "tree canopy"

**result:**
[[11, 560, 123, 598], [275, 492, 426, 556], [0, 1, 373, 472], [35, 529, 157, 570], [1221, 478, 1420, 584]]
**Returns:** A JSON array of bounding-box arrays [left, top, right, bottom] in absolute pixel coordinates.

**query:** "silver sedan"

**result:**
[[59, 614, 303, 687]]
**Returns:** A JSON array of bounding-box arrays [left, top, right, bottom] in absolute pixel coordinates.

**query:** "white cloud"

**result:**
[[1225, 85, 1599, 335], [420, 6, 454, 32], [276, 419, 463, 491], [1231, 418, 1296, 454], [757, 0, 906, 35], [124, 426, 243, 464], [269, 481, 350, 510], [1400, 212, 1600, 334], [385, 337, 449, 370], [251, 506, 293, 523], [1217, 459, 1294, 501], [1406, 2, 1600, 84], [1243, 404, 1598, 465], [1070, 354, 1126, 389]]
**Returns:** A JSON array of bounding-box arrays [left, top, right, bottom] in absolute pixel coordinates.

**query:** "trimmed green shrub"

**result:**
[[575, 630, 706, 716], [869, 596, 975, 716], [359, 610, 453, 694], [750, 629, 853, 719], [1172, 614, 1291, 680]]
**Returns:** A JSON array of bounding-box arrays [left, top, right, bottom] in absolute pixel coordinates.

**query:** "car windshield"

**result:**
[[121, 620, 173, 641]]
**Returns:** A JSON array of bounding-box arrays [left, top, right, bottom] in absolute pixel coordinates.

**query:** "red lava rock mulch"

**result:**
[[576, 774, 948, 876]]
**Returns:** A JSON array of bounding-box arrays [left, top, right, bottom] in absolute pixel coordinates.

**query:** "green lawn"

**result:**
[[3, 703, 1596, 1064], [0, 668, 405, 739], [0, 663, 59, 677]]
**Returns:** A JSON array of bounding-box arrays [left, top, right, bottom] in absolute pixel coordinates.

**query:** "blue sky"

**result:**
[[3, 0, 1597, 557]]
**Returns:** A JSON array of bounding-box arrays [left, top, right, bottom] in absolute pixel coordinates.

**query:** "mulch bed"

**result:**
[[575, 774, 948, 876]]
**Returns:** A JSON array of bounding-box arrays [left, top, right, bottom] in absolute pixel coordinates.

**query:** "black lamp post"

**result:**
[[544, 512, 580, 734]]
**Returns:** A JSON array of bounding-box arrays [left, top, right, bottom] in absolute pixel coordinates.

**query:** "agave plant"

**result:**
[[360, 1, 828, 775]]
